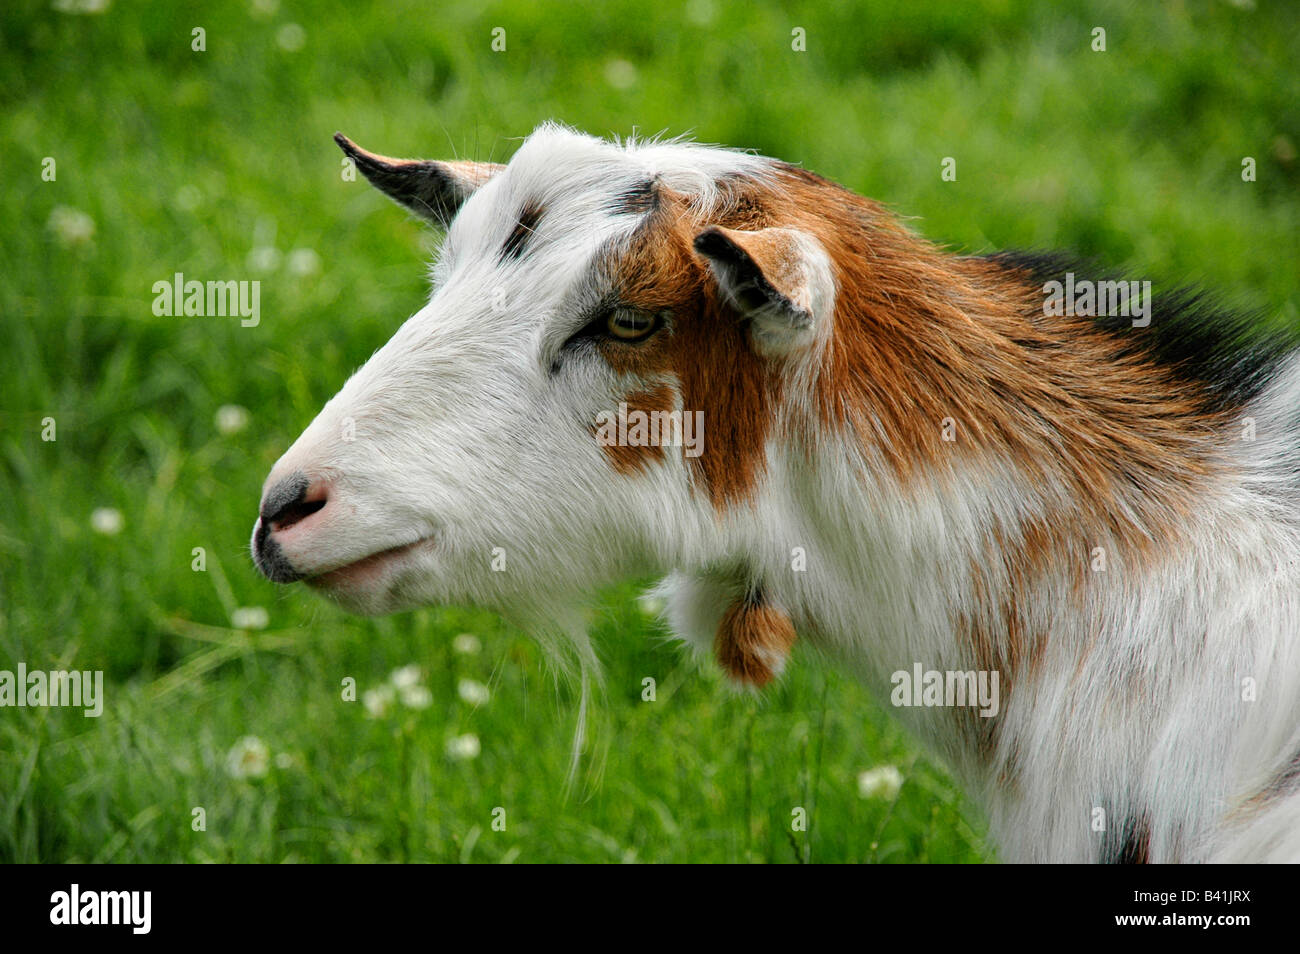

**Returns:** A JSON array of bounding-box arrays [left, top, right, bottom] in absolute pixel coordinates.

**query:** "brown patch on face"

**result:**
[[590, 384, 675, 475], [715, 590, 797, 686], [593, 190, 786, 509]]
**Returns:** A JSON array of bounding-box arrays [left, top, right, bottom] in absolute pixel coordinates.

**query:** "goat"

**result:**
[[252, 123, 1300, 863]]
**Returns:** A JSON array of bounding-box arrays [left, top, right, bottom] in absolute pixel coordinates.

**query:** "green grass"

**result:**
[[1, 0, 1296, 862]]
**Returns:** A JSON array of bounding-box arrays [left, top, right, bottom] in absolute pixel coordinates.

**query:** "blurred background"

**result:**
[[1, 0, 1296, 862]]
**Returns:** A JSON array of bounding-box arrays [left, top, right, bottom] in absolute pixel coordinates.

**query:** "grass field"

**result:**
[[1, 0, 1297, 863]]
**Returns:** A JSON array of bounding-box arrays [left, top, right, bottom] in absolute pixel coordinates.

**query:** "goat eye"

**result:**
[[606, 308, 658, 341]]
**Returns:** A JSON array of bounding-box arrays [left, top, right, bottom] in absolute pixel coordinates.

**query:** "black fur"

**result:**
[[607, 178, 660, 216], [500, 200, 545, 262], [1100, 810, 1151, 864], [986, 250, 1297, 415]]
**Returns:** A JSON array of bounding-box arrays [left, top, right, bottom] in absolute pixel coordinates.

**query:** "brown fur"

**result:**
[[728, 167, 1223, 698], [590, 164, 1232, 698], [596, 189, 784, 509], [590, 384, 675, 474], [715, 592, 797, 686]]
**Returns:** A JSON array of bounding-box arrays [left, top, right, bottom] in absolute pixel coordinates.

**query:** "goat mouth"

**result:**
[[304, 535, 434, 589]]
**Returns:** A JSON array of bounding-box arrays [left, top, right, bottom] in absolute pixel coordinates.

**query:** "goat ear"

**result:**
[[693, 225, 835, 354], [334, 132, 503, 227]]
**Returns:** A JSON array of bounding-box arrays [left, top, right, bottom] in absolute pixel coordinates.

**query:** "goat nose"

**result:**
[[252, 473, 330, 584], [261, 473, 329, 533]]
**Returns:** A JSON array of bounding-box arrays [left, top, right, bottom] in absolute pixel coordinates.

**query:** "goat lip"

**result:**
[[303, 535, 435, 588]]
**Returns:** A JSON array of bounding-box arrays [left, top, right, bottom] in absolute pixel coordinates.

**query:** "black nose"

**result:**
[[252, 472, 326, 583], [261, 473, 327, 531]]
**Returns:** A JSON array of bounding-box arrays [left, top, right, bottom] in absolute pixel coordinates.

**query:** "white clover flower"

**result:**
[[231, 606, 269, 630], [276, 23, 305, 51], [249, 0, 279, 18], [446, 733, 481, 761], [226, 736, 270, 779], [685, 0, 716, 25], [604, 58, 637, 90], [286, 248, 320, 276], [457, 678, 490, 707], [451, 633, 481, 655], [89, 509, 122, 538], [399, 684, 433, 710], [53, 0, 111, 16], [857, 765, 904, 800], [90, 507, 123, 535], [389, 664, 422, 689], [174, 185, 202, 211], [363, 684, 395, 719], [215, 404, 249, 434], [246, 246, 281, 273], [273, 752, 296, 770], [48, 205, 95, 246]]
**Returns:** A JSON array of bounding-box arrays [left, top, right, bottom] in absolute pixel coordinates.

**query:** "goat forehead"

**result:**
[[507, 132, 643, 201], [450, 128, 770, 260], [453, 149, 649, 262]]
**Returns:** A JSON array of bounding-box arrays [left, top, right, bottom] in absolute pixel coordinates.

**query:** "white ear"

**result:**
[[693, 225, 836, 354], [334, 132, 504, 227]]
